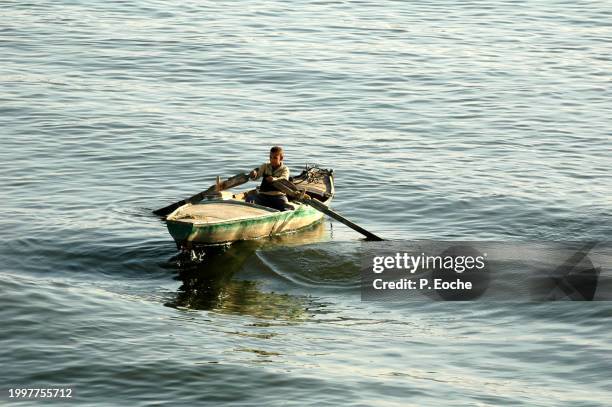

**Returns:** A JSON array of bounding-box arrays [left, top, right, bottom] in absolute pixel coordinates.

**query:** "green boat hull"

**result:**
[[167, 202, 324, 247]]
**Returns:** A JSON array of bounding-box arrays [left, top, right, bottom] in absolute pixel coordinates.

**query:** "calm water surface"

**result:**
[[1, 1, 611, 405]]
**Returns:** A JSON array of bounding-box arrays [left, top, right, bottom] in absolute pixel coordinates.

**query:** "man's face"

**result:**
[[270, 152, 283, 168]]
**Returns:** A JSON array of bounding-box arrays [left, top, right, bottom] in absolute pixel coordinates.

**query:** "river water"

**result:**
[[1, 1, 611, 405]]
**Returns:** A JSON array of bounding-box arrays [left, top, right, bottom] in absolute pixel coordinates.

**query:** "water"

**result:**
[[1, 0, 611, 405]]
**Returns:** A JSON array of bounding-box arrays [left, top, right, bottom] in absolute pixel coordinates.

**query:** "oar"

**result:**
[[272, 179, 384, 241], [153, 173, 250, 217]]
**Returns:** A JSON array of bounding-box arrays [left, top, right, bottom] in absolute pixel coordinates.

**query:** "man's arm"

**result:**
[[250, 164, 266, 180], [277, 166, 290, 181], [267, 166, 290, 182]]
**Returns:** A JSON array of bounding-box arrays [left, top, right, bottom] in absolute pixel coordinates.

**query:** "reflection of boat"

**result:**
[[165, 234, 325, 319], [166, 166, 333, 248]]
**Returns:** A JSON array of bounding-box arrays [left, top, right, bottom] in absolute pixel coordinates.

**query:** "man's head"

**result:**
[[269, 146, 284, 168]]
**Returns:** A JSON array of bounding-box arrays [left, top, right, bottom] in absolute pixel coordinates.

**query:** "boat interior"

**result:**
[[167, 166, 334, 222]]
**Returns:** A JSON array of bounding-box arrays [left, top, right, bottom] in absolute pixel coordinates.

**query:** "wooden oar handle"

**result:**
[[271, 179, 303, 197]]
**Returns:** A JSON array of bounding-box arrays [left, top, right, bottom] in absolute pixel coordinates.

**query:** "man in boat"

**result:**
[[246, 146, 291, 211]]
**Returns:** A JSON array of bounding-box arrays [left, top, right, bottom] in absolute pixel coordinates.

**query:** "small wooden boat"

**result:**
[[166, 166, 334, 248]]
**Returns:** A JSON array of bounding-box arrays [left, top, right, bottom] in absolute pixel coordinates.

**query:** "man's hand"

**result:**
[[249, 170, 258, 180], [265, 176, 274, 183]]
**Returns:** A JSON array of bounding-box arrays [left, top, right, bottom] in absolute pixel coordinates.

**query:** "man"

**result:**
[[247, 146, 291, 211]]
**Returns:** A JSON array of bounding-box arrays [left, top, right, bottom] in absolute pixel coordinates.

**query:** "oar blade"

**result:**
[[153, 199, 187, 217], [308, 197, 384, 241]]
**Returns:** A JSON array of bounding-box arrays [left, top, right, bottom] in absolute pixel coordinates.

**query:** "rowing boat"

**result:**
[[165, 166, 334, 248]]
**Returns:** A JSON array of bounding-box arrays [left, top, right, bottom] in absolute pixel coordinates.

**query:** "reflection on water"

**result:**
[[164, 222, 328, 319]]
